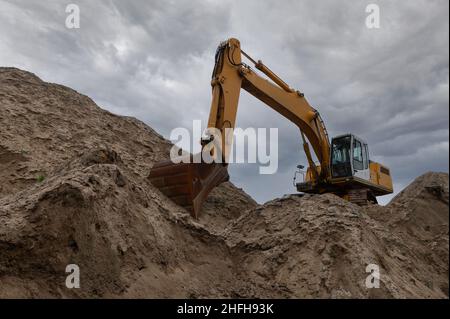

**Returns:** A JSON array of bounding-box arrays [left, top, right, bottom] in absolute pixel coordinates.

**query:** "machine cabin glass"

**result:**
[[331, 135, 352, 178], [353, 139, 364, 170]]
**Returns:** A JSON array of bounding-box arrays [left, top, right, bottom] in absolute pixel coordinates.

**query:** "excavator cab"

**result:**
[[327, 133, 393, 204], [331, 134, 370, 181], [299, 133, 390, 204]]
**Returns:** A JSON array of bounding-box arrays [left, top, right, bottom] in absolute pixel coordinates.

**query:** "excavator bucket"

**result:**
[[148, 157, 229, 218]]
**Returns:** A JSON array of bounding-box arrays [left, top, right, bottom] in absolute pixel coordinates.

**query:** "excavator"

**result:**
[[149, 38, 393, 218]]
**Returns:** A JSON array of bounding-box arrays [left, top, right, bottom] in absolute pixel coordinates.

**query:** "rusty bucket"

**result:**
[[148, 156, 229, 218]]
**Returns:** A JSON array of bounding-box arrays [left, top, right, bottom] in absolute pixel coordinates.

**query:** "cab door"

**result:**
[[331, 135, 353, 178], [352, 137, 370, 181]]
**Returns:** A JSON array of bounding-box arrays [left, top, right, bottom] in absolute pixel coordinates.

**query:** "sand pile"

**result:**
[[0, 67, 447, 298]]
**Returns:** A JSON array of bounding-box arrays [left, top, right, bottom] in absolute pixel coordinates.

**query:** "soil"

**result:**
[[0, 67, 448, 298]]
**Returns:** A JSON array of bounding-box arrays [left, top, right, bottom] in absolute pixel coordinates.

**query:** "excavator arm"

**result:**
[[149, 38, 332, 217], [207, 38, 330, 180]]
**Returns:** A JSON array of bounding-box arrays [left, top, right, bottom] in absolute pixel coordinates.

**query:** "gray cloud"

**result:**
[[1, 0, 448, 205]]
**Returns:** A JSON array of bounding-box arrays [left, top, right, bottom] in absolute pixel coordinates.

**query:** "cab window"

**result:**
[[353, 139, 363, 170], [332, 136, 351, 164], [364, 144, 369, 169]]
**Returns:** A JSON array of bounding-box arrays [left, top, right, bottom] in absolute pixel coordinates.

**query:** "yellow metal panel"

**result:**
[[370, 161, 393, 192]]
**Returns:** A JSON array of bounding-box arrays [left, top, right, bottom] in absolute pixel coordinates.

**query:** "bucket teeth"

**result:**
[[148, 156, 229, 218]]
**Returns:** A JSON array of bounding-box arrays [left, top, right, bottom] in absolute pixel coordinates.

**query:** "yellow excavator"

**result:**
[[149, 38, 393, 217]]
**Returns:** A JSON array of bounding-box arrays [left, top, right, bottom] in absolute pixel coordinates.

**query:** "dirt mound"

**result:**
[[0, 67, 256, 298], [0, 67, 448, 298], [228, 187, 448, 298], [372, 172, 449, 238]]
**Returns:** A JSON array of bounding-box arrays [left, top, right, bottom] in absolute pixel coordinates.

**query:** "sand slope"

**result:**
[[0, 68, 447, 298]]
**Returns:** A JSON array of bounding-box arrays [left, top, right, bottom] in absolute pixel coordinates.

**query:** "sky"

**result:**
[[0, 0, 448, 204]]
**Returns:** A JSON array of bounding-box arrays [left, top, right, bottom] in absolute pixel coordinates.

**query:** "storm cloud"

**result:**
[[1, 0, 448, 204]]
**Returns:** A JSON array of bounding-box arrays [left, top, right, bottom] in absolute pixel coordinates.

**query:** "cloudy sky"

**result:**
[[1, 0, 448, 204]]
